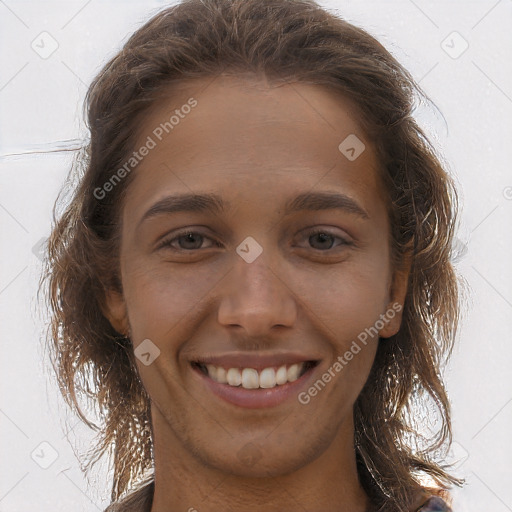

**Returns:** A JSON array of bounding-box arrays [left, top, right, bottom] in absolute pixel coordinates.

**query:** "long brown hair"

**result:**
[[40, 0, 463, 510]]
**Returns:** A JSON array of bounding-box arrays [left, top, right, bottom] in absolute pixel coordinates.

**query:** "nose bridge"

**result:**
[[217, 247, 297, 334], [238, 257, 280, 303]]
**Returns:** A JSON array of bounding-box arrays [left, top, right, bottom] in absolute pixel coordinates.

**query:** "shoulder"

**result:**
[[103, 478, 154, 512], [415, 495, 452, 512]]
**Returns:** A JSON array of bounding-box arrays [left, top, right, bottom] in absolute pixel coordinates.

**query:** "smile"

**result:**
[[190, 356, 321, 408], [192, 361, 318, 389]]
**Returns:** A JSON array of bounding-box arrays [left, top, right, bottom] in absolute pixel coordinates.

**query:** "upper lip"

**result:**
[[191, 352, 321, 371]]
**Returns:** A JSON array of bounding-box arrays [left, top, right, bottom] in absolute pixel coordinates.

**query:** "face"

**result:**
[[105, 75, 408, 478]]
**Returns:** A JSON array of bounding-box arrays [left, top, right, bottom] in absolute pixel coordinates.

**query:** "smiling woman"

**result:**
[[40, 1, 463, 511]]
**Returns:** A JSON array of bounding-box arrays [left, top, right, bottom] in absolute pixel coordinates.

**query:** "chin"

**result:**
[[192, 433, 332, 479]]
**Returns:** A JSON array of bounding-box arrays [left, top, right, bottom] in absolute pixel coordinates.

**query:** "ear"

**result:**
[[102, 288, 130, 337], [379, 250, 412, 339]]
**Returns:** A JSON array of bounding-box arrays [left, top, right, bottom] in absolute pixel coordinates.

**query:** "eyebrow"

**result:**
[[138, 190, 369, 228], [285, 191, 369, 219]]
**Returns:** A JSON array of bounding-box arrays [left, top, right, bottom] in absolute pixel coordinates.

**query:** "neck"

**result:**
[[149, 407, 373, 512]]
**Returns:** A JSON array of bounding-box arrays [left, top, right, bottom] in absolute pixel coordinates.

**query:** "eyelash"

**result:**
[[156, 228, 352, 253]]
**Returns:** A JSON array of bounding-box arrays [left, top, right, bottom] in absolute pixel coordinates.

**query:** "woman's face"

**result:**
[[105, 75, 407, 478]]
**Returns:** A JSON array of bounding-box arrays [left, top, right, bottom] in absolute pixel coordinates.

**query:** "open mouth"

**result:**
[[191, 360, 319, 390]]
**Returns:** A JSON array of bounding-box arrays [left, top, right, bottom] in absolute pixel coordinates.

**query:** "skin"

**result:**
[[104, 75, 409, 512]]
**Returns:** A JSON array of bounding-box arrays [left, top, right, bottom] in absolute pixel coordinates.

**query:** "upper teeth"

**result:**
[[204, 363, 305, 389]]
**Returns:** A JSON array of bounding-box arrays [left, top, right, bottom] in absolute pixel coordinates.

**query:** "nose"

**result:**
[[217, 251, 297, 337]]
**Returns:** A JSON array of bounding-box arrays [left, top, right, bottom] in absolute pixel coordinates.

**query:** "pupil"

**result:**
[[311, 232, 333, 249], [181, 233, 202, 249]]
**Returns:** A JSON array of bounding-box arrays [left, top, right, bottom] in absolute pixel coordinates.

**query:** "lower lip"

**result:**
[[191, 364, 318, 409]]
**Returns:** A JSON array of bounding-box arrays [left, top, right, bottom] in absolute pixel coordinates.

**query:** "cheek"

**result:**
[[121, 259, 228, 339], [295, 257, 391, 338]]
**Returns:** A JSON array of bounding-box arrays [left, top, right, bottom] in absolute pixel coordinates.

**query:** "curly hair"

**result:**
[[40, 0, 464, 510]]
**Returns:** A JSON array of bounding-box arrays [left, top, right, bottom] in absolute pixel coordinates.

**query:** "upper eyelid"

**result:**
[[156, 229, 217, 249], [157, 227, 351, 250]]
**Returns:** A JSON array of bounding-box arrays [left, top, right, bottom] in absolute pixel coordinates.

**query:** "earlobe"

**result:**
[[102, 289, 129, 336], [379, 251, 412, 339], [378, 299, 405, 339]]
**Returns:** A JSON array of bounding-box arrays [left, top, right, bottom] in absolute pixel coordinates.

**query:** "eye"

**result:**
[[302, 228, 351, 251], [157, 230, 220, 251], [156, 227, 352, 253]]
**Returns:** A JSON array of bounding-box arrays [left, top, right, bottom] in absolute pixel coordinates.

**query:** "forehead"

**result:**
[[142, 74, 371, 157], [126, 75, 386, 218]]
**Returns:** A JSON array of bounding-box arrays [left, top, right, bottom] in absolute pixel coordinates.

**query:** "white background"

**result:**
[[1, 0, 511, 510]]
